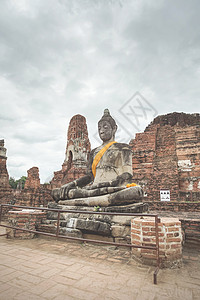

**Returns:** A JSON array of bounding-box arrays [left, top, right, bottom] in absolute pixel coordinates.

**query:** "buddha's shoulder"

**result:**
[[91, 142, 131, 153], [90, 142, 131, 156], [90, 142, 132, 153], [112, 142, 132, 151]]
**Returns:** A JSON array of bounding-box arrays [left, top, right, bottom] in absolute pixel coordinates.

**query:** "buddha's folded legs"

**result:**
[[68, 186, 125, 199], [59, 186, 143, 207]]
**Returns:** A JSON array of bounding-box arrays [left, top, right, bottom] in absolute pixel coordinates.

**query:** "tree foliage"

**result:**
[[9, 176, 27, 189]]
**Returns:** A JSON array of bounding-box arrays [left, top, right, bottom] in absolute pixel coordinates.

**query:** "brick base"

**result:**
[[146, 201, 200, 212], [6, 210, 46, 239], [131, 217, 182, 268]]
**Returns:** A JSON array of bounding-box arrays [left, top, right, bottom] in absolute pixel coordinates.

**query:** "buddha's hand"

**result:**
[[59, 181, 76, 200], [51, 188, 61, 203]]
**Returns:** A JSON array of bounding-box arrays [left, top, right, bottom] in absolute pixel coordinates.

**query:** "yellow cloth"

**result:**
[[126, 183, 138, 188], [92, 141, 116, 178]]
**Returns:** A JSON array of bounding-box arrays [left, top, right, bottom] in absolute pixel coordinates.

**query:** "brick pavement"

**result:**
[[0, 228, 200, 300]]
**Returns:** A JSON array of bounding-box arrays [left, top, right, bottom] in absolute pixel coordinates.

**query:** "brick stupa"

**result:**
[[51, 115, 91, 188]]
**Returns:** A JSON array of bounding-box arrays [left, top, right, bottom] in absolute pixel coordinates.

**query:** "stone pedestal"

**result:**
[[38, 202, 149, 243], [131, 217, 182, 268], [6, 210, 46, 239]]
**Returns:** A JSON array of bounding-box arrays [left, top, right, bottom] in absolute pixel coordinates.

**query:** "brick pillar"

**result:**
[[131, 217, 182, 268], [7, 210, 46, 239]]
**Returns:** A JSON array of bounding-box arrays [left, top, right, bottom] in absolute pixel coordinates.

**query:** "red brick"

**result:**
[[142, 226, 151, 231], [170, 244, 182, 249], [167, 233, 174, 238], [131, 240, 141, 246], [140, 221, 155, 226], [143, 238, 151, 242], [131, 234, 141, 240], [166, 238, 182, 243], [142, 232, 156, 237], [167, 228, 180, 232], [131, 229, 141, 234]]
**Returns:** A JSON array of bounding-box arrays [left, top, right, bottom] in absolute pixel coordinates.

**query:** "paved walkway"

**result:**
[[0, 230, 200, 300]]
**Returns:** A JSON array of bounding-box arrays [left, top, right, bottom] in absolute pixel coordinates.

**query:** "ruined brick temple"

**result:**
[[50, 112, 200, 207], [130, 112, 200, 205], [1, 112, 200, 209], [0, 140, 11, 204], [0, 142, 52, 210], [1, 112, 200, 245], [50, 114, 91, 188]]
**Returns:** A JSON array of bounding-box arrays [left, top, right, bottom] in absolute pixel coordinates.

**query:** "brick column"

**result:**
[[131, 217, 182, 268], [7, 210, 46, 239]]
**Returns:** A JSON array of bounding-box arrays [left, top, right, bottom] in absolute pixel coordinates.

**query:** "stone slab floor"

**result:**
[[0, 230, 199, 300]]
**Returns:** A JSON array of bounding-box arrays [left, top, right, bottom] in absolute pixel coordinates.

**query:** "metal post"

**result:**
[[154, 215, 160, 284], [0, 205, 2, 223], [56, 211, 60, 237]]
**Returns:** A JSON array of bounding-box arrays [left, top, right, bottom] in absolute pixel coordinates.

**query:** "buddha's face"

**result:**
[[98, 120, 116, 142]]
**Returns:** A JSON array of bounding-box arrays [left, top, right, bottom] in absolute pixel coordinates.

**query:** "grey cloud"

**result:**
[[1, 0, 200, 182]]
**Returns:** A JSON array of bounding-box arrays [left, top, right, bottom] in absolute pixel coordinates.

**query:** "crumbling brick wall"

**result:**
[[24, 167, 40, 189], [175, 125, 200, 201], [130, 112, 200, 202], [0, 140, 10, 190], [0, 140, 11, 206], [0, 155, 53, 219]]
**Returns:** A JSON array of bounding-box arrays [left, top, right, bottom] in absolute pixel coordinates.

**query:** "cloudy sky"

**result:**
[[1, 0, 200, 183]]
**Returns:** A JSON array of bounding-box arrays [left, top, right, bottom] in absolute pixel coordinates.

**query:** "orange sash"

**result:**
[[92, 141, 116, 178]]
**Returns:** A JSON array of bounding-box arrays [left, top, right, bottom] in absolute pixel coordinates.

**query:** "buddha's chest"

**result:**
[[94, 148, 122, 168]]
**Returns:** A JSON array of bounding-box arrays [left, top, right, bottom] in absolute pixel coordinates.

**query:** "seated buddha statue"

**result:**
[[52, 109, 143, 206]]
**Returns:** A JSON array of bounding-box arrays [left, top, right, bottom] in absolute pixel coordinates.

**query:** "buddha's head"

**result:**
[[98, 109, 117, 142]]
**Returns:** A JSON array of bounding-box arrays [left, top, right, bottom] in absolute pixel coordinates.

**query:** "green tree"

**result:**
[[17, 176, 27, 189], [9, 176, 27, 189], [9, 177, 17, 189]]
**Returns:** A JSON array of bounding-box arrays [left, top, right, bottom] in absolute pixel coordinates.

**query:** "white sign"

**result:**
[[160, 190, 170, 201]]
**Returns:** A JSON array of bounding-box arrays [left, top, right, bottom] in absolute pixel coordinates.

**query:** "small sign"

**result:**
[[160, 190, 170, 201]]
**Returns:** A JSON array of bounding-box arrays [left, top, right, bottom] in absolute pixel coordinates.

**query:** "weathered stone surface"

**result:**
[[47, 211, 65, 220], [61, 205, 95, 212], [111, 215, 134, 226], [47, 202, 61, 209], [55, 214, 112, 237], [82, 233, 114, 242], [108, 186, 143, 205], [59, 227, 82, 238], [115, 237, 131, 244], [63, 213, 111, 223], [58, 186, 143, 207], [92, 143, 133, 185], [68, 186, 125, 199], [75, 219, 111, 236], [104, 202, 148, 213], [111, 225, 130, 238], [41, 201, 149, 243]]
